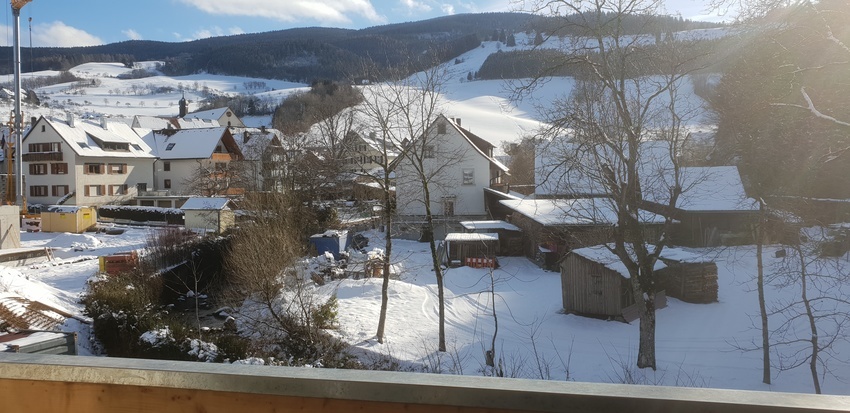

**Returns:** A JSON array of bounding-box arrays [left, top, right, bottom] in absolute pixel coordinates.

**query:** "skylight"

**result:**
[[166, 143, 176, 151]]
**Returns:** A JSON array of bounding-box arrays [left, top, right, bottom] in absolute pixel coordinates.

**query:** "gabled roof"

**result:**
[[232, 127, 284, 161], [180, 197, 233, 210], [142, 127, 242, 160], [185, 107, 236, 123], [444, 116, 509, 173], [26, 115, 154, 159], [133, 115, 219, 130]]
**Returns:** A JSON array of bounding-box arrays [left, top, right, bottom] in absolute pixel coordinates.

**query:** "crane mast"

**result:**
[[9, 0, 31, 208]]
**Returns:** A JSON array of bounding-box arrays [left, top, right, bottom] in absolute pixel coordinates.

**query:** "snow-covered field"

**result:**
[[3, 227, 848, 395]]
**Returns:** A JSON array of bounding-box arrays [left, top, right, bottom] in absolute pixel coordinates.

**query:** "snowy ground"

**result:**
[[4, 227, 848, 395]]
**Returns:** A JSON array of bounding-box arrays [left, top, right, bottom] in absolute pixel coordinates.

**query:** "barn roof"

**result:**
[[499, 198, 666, 227]]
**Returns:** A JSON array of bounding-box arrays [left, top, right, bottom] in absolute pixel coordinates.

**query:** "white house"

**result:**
[[22, 114, 155, 206], [394, 115, 509, 222], [183, 107, 245, 128], [141, 127, 244, 198]]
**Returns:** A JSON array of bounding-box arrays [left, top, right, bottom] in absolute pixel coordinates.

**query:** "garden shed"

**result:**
[[560, 245, 667, 322], [444, 232, 499, 268], [459, 220, 523, 256], [180, 197, 236, 234], [40, 205, 97, 234], [309, 230, 352, 260]]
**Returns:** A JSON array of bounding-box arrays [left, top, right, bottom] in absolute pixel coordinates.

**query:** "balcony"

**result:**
[[211, 153, 233, 162], [0, 353, 845, 413], [22, 152, 62, 162]]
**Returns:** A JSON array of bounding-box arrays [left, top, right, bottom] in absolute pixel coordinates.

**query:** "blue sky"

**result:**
[[0, 0, 723, 47]]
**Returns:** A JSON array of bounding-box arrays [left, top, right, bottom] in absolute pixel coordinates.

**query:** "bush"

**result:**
[[98, 205, 184, 225]]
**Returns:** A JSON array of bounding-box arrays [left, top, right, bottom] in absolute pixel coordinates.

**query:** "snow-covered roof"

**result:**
[[445, 116, 509, 173], [32, 116, 155, 159], [180, 197, 232, 210], [142, 127, 231, 160], [232, 127, 283, 161], [674, 166, 758, 212], [500, 198, 665, 227], [185, 107, 236, 123], [569, 245, 665, 279], [445, 232, 499, 242], [45, 205, 91, 213], [459, 220, 520, 231]]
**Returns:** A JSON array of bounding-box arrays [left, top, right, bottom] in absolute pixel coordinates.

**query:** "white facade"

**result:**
[[22, 116, 155, 206], [395, 115, 508, 218]]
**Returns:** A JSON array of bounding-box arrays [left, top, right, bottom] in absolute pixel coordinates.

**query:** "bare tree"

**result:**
[[183, 158, 248, 196], [516, 0, 709, 369]]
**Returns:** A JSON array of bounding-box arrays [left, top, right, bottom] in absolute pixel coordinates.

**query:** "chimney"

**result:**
[[67, 113, 75, 127], [243, 131, 250, 144], [101, 117, 109, 130], [455, 118, 461, 127], [260, 125, 266, 133], [178, 95, 188, 118]]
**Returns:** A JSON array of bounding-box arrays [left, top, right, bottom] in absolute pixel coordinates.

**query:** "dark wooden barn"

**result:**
[[656, 258, 719, 304]]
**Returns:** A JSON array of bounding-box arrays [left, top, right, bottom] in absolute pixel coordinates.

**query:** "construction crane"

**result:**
[[8, 0, 31, 208]]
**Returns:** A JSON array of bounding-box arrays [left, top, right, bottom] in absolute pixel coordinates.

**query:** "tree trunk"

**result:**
[[796, 245, 821, 394], [636, 288, 657, 370], [755, 203, 771, 384], [375, 189, 392, 343], [422, 185, 446, 352]]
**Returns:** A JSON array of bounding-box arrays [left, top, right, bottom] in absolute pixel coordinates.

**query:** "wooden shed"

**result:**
[[560, 245, 667, 322], [180, 197, 236, 234], [459, 220, 523, 256], [40, 205, 97, 234], [444, 233, 499, 268]]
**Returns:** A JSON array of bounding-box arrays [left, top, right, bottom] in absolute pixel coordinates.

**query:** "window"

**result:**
[[215, 144, 224, 153], [437, 122, 447, 134], [136, 183, 147, 193], [442, 198, 455, 217], [40, 125, 45, 132], [28, 163, 47, 175], [51, 163, 68, 174], [109, 184, 128, 195], [163, 161, 171, 171], [424, 145, 435, 158], [51, 185, 69, 197], [462, 168, 475, 185], [29, 185, 48, 197], [85, 163, 104, 174], [139, 200, 155, 207], [165, 143, 176, 151], [108, 163, 127, 174], [84, 185, 105, 196], [28, 142, 60, 152], [164, 179, 171, 189], [131, 144, 142, 151], [157, 200, 173, 208]]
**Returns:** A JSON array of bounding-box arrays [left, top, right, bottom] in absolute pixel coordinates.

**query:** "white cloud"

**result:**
[[228, 26, 245, 36], [123, 29, 143, 41], [32, 21, 103, 47], [180, 0, 386, 25], [401, 0, 432, 13], [441, 4, 456, 14]]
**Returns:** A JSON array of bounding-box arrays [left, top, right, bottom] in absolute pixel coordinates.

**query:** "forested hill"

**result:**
[[0, 12, 719, 83]]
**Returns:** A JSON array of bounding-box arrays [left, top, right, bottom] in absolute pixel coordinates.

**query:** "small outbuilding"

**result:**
[[655, 251, 719, 304], [40, 205, 97, 234], [560, 245, 668, 322], [309, 230, 352, 260], [459, 220, 523, 256], [180, 197, 236, 234], [444, 232, 499, 268]]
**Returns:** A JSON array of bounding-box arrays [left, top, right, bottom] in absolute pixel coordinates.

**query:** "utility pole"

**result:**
[[11, 0, 32, 210]]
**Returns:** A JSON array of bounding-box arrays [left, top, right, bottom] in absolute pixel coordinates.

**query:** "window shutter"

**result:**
[[100, 185, 106, 195], [108, 185, 114, 196], [84, 186, 90, 196]]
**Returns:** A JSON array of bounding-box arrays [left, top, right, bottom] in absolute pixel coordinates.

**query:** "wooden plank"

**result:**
[[0, 379, 528, 413]]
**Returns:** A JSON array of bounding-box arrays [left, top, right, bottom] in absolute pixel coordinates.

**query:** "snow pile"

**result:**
[[187, 338, 219, 362], [139, 327, 173, 347], [46, 233, 102, 251]]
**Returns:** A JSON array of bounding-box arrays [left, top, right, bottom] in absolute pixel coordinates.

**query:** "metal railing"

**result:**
[[1, 353, 848, 413]]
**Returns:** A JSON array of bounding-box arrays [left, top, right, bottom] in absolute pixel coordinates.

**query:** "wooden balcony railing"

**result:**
[[210, 153, 233, 161], [22, 152, 63, 162], [0, 353, 848, 413]]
